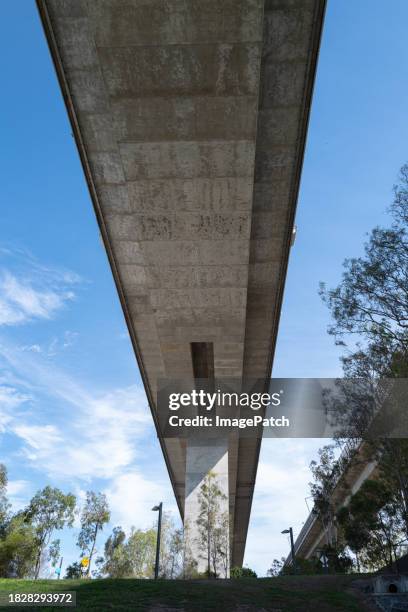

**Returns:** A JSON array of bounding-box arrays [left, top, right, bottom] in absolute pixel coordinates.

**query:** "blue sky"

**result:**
[[1, 0, 408, 576]]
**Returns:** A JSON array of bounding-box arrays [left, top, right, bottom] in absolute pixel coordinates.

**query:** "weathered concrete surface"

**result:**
[[37, 0, 326, 567], [184, 440, 229, 576]]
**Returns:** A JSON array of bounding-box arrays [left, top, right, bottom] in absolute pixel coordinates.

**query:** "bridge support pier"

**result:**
[[184, 438, 230, 578]]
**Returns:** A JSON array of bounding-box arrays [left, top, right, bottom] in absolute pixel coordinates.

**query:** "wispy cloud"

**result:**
[[46, 331, 79, 357], [0, 247, 81, 327], [0, 248, 179, 572], [6, 479, 33, 511], [0, 340, 152, 481], [0, 384, 31, 432]]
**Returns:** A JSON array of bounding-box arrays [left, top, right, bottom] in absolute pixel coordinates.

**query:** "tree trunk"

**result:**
[[87, 524, 99, 577], [34, 537, 46, 580], [34, 550, 41, 580], [207, 525, 211, 577]]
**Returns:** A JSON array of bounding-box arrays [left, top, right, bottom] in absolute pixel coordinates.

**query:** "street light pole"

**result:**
[[152, 502, 163, 579], [282, 527, 297, 573], [57, 556, 63, 580]]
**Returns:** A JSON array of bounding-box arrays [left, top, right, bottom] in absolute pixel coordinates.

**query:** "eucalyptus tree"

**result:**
[[24, 486, 76, 579], [77, 491, 110, 577]]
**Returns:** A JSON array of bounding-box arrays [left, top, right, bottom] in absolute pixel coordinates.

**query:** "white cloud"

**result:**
[[6, 479, 32, 511], [244, 438, 324, 575], [46, 331, 79, 356], [0, 385, 31, 432], [21, 344, 42, 353], [7, 479, 30, 496], [56, 386, 152, 480], [10, 389, 151, 480], [62, 331, 78, 349], [13, 424, 63, 454], [0, 248, 81, 328], [0, 341, 153, 481], [0, 272, 74, 326], [104, 471, 174, 532]]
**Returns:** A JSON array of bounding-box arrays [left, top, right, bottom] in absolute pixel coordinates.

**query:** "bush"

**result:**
[[230, 566, 257, 578]]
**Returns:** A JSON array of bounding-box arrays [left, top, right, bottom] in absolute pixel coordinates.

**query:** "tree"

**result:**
[[166, 527, 183, 579], [101, 526, 131, 578], [309, 445, 343, 547], [0, 514, 37, 578], [0, 465, 10, 536], [212, 511, 229, 578], [97, 522, 183, 579], [319, 163, 408, 568], [320, 163, 408, 361], [48, 539, 61, 569], [64, 562, 83, 579], [375, 440, 408, 539], [24, 486, 76, 579], [196, 471, 228, 578], [230, 566, 257, 578], [182, 520, 198, 579], [157, 515, 183, 579], [98, 525, 159, 579], [77, 491, 110, 577], [267, 558, 285, 577], [337, 479, 403, 571], [126, 527, 156, 578]]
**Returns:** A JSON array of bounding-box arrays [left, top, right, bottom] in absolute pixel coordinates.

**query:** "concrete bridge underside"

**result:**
[[37, 0, 325, 567]]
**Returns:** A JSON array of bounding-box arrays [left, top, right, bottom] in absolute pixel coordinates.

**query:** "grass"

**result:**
[[0, 574, 371, 611]]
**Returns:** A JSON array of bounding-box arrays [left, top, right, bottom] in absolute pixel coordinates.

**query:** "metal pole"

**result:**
[[58, 557, 63, 579], [289, 528, 296, 573], [154, 502, 162, 579]]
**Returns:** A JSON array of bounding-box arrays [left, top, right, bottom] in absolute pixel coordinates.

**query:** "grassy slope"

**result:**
[[0, 575, 371, 611]]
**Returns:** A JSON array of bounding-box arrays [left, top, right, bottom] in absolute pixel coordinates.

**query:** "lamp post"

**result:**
[[282, 527, 297, 573], [152, 502, 163, 579]]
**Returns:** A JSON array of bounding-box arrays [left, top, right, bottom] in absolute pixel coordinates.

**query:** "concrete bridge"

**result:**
[[286, 442, 378, 566], [37, 0, 326, 571]]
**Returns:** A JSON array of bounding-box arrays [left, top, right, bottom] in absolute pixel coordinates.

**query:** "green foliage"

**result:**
[[77, 491, 110, 577], [337, 478, 403, 570], [320, 163, 408, 362], [64, 562, 83, 579], [0, 515, 37, 578], [317, 163, 408, 572], [126, 527, 156, 578], [159, 515, 183, 579], [267, 558, 285, 576], [48, 539, 61, 568], [196, 471, 229, 578], [230, 566, 241, 578], [318, 545, 354, 574], [269, 550, 352, 577], [24, 486, 76, 579], [292, 557, 322, 575], [0, 465, 10, 536], [97, 525, 158, 579], [230, 566, 257, 578], [309, 445, 340, 547], [101, 526, 130, 578]]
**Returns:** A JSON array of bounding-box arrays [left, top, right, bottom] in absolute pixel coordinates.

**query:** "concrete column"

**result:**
[[184, 439, 229, 578]]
